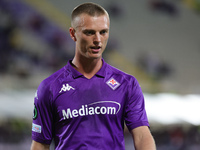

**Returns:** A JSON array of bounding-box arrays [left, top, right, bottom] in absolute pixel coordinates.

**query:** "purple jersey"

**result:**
[[32, 59, 149, 149]]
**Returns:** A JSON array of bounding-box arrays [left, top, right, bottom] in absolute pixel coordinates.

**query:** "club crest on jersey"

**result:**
[[106, 77, 120, 90]]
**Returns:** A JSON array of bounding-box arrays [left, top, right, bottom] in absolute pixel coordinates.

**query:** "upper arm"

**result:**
[[125, 78, 149, 130], [131, 126, 156, 150], [30, 140, 50, 150], [32, 83, 53, 144]]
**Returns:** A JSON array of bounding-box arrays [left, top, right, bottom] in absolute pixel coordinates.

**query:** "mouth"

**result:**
[[90, 46, 101, 52]]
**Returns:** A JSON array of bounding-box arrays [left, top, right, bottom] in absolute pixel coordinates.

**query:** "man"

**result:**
[[30, 2, 156, 150]]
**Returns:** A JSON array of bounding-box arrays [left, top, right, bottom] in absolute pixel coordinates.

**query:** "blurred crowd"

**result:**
[[153, 125, 200, 150], [0, 0, 74, 79]]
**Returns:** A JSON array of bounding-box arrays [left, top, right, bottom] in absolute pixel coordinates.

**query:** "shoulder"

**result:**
[[106, 63, 138, 84], [37, 66, 68, 98], [42, 67, 66, 86]]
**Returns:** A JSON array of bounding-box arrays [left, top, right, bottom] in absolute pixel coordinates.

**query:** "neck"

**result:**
[[72, 56, 102, 79]]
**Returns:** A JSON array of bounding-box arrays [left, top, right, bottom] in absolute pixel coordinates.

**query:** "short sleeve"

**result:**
[[32, 80, 54, 145], [124, 77, 149, 131]]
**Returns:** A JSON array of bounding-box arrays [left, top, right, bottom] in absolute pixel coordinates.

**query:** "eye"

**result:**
[[100, 30, 108, 35], [84, 30, 95, 35]]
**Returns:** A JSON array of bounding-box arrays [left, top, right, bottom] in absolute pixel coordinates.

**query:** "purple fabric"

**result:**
[[32, 59, 149, 149]]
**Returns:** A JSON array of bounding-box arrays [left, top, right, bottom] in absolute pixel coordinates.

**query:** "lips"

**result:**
[[90, 46, 101, 52]]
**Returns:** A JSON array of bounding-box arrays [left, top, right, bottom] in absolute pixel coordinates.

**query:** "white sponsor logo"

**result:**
[[32, 123, 41, 133], [59, 83, 75, 93], [62, 101, 121, 120]]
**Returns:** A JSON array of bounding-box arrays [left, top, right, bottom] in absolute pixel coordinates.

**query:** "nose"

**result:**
[[93, 33, 101, 44]]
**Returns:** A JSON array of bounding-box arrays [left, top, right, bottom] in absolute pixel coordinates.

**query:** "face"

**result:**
[[70, 13, 110, 60]]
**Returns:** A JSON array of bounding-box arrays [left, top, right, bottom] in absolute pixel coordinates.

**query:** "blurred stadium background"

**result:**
[[0, 0, 200, 149]]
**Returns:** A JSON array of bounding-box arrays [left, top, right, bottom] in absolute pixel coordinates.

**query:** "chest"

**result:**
[[53, 77, 127, 121]]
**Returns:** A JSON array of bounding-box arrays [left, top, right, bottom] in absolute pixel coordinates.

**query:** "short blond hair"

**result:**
[[71, 3, 109, 26]]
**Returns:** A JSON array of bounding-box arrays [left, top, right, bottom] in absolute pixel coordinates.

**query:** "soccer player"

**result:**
[[30, 2, 156, 150]]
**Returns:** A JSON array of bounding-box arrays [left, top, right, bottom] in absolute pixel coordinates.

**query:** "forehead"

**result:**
[[73, 14, 110, 30]]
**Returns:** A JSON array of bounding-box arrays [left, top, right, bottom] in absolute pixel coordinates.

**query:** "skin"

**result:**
[[69, 13, 110, 79], [30, 141, 49, 150], [30, 13, 156, 150], [131, 126, 156, 150]]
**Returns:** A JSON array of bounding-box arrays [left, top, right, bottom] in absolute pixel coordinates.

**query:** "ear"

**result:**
[[69, 27, 77, 41]]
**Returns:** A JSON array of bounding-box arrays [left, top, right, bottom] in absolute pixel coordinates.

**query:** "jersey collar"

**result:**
[[66, 59, 106, 79]]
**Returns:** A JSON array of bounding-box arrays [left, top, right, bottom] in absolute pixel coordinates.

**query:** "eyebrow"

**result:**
[[83, 28, 109, 32]]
